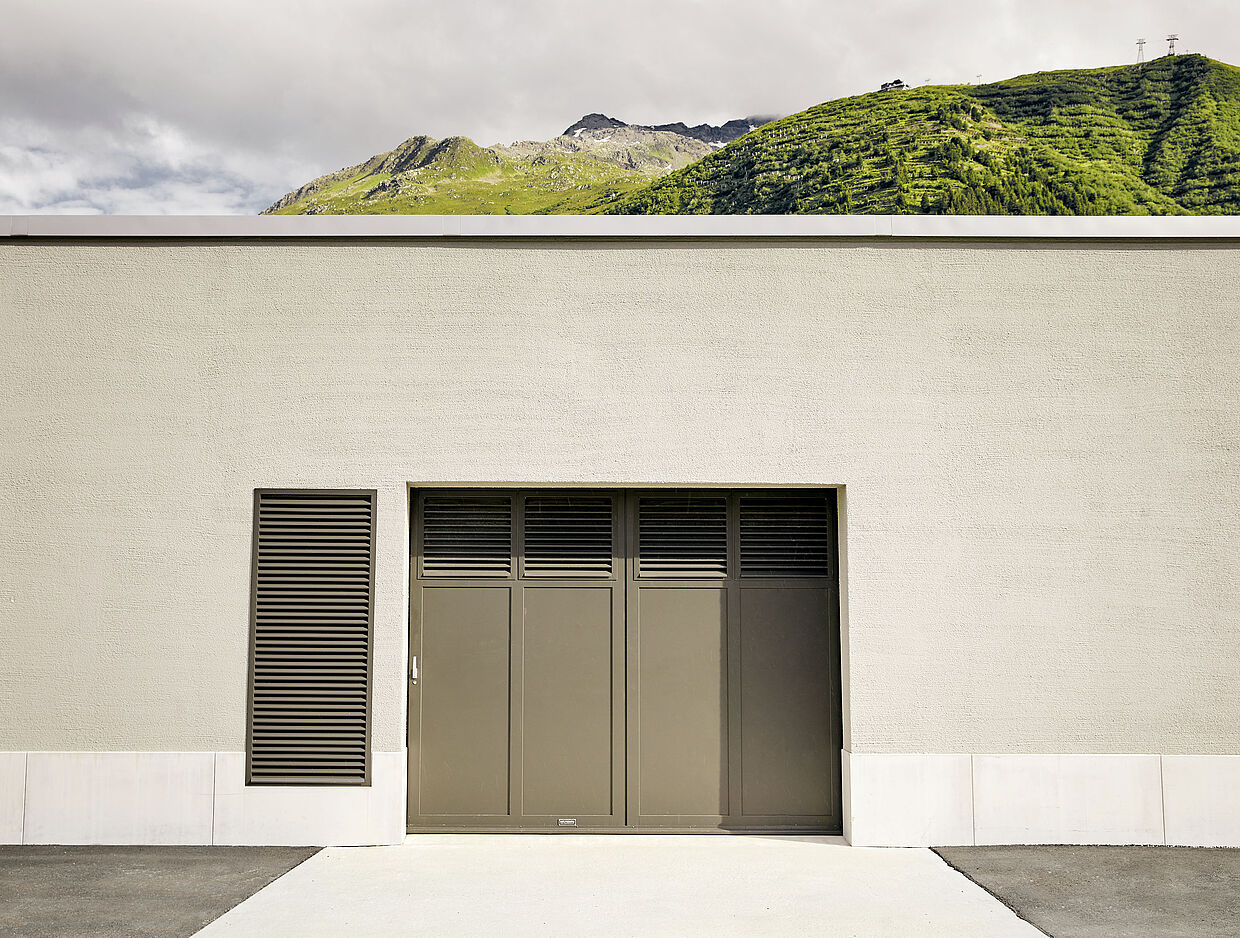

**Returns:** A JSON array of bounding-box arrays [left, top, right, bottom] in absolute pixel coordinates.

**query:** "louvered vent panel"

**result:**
[[739, 494, 832, 577], [249, 491, 374, 785], [421, 494, 513, 577], [638, 494, 728, 577], [523, 494, 613, 577]]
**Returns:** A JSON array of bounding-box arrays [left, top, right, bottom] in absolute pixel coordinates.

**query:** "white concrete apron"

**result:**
[[193, 834, 1043, 937]]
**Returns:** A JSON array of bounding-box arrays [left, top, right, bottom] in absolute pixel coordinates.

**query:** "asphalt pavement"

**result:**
[[936, 845, 1240, 938], [0, 846, 317, 938], [2, 840, 1237, 937]]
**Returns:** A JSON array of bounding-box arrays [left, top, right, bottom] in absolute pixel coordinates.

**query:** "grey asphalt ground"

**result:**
[[0, 846, 317, 938], [936, 845, 1240, 938], [1, 843, 1236, 937]]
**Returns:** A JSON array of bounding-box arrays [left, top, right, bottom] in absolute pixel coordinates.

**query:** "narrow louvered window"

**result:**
[[248, 490, 375, 785], [739, 493, 832, 577], [421, 494, 513, 577], [638, 494, 728, 577], [523, 494, 614, 577]]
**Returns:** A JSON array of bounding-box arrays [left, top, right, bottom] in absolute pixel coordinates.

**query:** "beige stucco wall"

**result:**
[[1, 238, 1237, 756]]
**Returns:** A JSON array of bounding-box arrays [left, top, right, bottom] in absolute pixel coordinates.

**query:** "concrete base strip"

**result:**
[[194, 835, 1043, 937]]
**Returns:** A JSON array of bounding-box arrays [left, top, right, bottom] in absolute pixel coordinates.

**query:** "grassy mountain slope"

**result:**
[[263, 126, 720, 215], [604, 55, 1240, 215]]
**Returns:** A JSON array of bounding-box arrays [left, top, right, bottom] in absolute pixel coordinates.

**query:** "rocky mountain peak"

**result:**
[[262, 110, 776, 215], [562, 114, 629, 136], [561, 113, 775, 146]]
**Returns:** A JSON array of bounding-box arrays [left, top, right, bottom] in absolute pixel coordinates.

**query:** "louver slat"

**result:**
[[248, 490, 374, 785], [523, 495, 613, 577], [638, 495, 728, 577], [421, 495, 513, 577], [739, 494, 832, 578]]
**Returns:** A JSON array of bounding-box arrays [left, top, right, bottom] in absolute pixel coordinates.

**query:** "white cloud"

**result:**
[[0, 0, 1235, 213], [0, 115, 321, 213]]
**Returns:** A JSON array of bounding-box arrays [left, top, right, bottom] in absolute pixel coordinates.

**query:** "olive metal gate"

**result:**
[[406, 488, 841, 832]]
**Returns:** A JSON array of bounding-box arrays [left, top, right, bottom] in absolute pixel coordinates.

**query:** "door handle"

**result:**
[[410, 655, 418, 686]]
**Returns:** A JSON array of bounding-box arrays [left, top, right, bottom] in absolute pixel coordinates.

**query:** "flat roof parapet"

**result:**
[[4, 214, 1239, 239]]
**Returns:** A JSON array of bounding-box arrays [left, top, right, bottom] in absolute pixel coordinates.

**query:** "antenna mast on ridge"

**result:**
[[1167, 34, 1178, 56], [1136, 38, 1146, 63]]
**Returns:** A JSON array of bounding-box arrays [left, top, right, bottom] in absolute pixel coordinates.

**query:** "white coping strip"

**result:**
[[1, 214, 1238, 239]]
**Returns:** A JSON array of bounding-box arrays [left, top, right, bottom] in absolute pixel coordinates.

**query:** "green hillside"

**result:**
[[604, 54, 1240, 215]]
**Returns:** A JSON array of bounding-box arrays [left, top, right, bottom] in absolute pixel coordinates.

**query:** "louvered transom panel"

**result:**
[[523, 494, 614, 577], [739, 494, 832, 578], [638, 494, 728, 577], [249, 490, 373, 785], [421, 494, 513, 577]]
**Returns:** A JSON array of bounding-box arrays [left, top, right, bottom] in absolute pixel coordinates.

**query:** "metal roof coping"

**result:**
[[1, 214, 1238, 239]]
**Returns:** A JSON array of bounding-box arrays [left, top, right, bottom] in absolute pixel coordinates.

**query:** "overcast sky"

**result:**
[[2, 0, 1235, 214]]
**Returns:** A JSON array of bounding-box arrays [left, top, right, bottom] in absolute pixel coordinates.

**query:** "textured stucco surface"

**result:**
[[0, 238, 1237, 754]]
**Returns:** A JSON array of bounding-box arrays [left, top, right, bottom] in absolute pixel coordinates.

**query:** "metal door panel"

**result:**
[[521, 586, 618, 820], [414, 586, 511, 818], [631, 586, 729, 823], [739, 586, 834, 818]]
